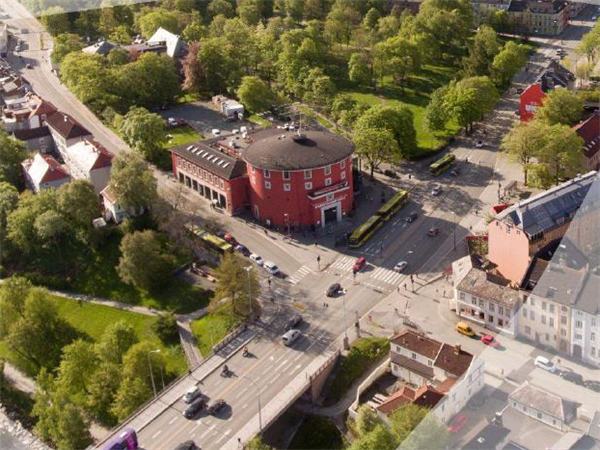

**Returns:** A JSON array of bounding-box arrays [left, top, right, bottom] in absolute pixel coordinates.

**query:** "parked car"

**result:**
[[394, 261, 408, 272], [173, 441, 199, 450], [183, 398, 206, 419], [264, 261, 280, 276], [212, 128, 221, 136], [534, 356, 557, 373], [207, 399, 226, 415], [448, 413, 468, 434], [431, 184, 442, 196], [427, 227, 439, 237], [481, 334, 500, 348], [450, 167, 460, 177], [182, 386, 201, 404], [235, 244, 250, 257], [326, 283, 342, 297], [25, 63, 32, 69], [561, 371, 584, 385], [456, 321, 475, 337], [285, 314, 303, 331], [405, 212, 418, 223], [352, 257, 367, 273], [384, 169, 398, 178], [250, 253, 264, 266], [223, 233, 237, 245], [167, 117, 178, 128], [584, 380, 600, 393], [282, 329, 302, 346], [475, 140, 484, 148]]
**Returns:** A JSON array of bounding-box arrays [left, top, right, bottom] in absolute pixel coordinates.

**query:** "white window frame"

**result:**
[[305, 182, 312, 190], [304, 170, 312, 179], [325, 178, 332, 186], [283, 183, 291, 191], [265, 180, 271, 189], [264, 169, 270, 179], [324, 165, 331, 175], [283, 171, 290, 180]]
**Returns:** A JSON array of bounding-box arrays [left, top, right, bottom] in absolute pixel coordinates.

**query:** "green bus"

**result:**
[[376, 190, 410, 222], [349, 190, 410, 248], [349, 215, 384, 249], [429, 153, 456, 176], [186, 225, 233, 254]]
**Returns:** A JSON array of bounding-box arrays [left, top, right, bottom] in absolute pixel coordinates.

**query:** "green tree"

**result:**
[[34, 210, 69, 256], [377, 15, 401, 40], [111, 376, 152, 422], [491, 41, 528, 87], [389, 403, 429, 442], [137, 8, 183, 39], [238, 0, 262, 26], [56, 340, 99, 401], [207, 0, 236, 20], [576, 28, 600, 65], [196, 37, 235, 94], [363, 7, 382, 31], [119, 106, 166, 161], [121, 341, 167, 390], [182, 22, 207, 42], [303, 68, 336, 106], [117, 230, 175, 291], [96, 320, 139, 365], [107, 47, 130, 66], [247, 436, 274, 450], [108, 153, 158, 212], [462, 25, 500, 77], [351, 424, 397, 450], [356, 403, 381, 435], [0, 277, 32, 340], [349, 52, 373, 86], [535, 89, 584, 126], [51, 33, 84, 65], [109, 25, 133, 44], [237, 76, 276, 113], [375, 36, 421, 90], [0, 130, 28, 188], [41, 7, 71, 36], [444, 76, 498, 134], [398, 410, 450, 450], [355, 105, 417, 158], [354, 128, 400, 180], [152, 312, 179, 344], [536, 124, 584, 186], [424, 85, 450, 132], [0, 182, 19, 241], [57, 179, 99, 241], [86, 361, 121, 425], [215, 253, 260, 317], [331, 94, 358, 122]]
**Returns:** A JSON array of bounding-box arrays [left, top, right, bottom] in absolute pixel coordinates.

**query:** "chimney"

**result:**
[[64, 115, 68, 122], [454, 344, 461, 355]]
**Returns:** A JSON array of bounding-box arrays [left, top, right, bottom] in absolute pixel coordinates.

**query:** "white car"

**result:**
[[593, 16, 598, 21], [182, 385, 201, 404], [394, 261, 408, 272], [211, 128, 221, 136], [282, 329, 302, 346], [264, 261, 280, 276], [432, 184, 442, 196], [240, 126, 248, 133], [250, 253, 263, 266], [534, 356, 557, 373], [475, 140, 484, 148]]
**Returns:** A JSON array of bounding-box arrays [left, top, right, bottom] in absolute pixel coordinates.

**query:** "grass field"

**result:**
[[248, 114, 272, 128], [72, 229, 212, 314], [190, 306, 243, 357], [165, 126, 203, 148], [341, 64, 461, 155]]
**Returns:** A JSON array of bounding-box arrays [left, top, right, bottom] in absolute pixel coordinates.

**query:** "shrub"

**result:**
[[152, 312, 180, 344]]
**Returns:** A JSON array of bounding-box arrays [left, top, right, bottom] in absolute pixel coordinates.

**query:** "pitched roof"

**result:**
[[148, 27, 183, 57], [574, 112, 600, 161], [23, 153, 70, 185], [390, 352, 435, 379], [29, 98, 56, 119], [376, 385, 444, 416], [390, 329, 442, 359], [495, 171, 598, 236], [522, 259, 586, 306], [100, 185, 117, 204], [536, 60, 574, 92], [65, 139, 114, 172], [463, 424, 510, 450], [457, 266, 520, 308], [509, 382, 576, 421], [12, 125, 51, 141], [45, 111, 92, 140], [575, 273, 600, 316], [82, 40, 116, 56], [434, 344, 474, 378], [170, 141, 247, 180], [588, 411, 600, 442]]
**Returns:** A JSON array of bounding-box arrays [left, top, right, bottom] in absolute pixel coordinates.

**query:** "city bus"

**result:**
[[429, 153, 456, 176], [103, 428, 138, 450], [185, 225, 233, 254], [348, 215, 384, 249], [375, 190, 409, 222]]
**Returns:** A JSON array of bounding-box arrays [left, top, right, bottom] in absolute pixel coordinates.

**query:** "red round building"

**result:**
[[243, 131, 354, 229]]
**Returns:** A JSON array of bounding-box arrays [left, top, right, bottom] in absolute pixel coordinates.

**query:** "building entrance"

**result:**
[[323, 205, 338, 225]]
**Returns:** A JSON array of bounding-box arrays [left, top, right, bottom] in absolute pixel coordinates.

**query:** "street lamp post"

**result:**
[[452, 211, 456, 251], [342, 294, 349, 350], [147, 349, 161, 398], [241, 375, 262, 435], [245, 266, 253, 321]]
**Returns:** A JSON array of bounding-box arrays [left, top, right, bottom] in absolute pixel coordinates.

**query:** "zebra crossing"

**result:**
[[326, 256, 406, 288], [370, 267, 404, 285], [327, 256, 356, 272], [287, 265, 314, 285]]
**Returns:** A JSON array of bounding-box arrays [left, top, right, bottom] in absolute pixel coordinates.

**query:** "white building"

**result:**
[[0, 23, 8, 57], [148, 27, 185, 58], [63, 139, 113, 194], [22, 153, 71, 193], [570, 273, 600, 368], [389, 329, 484, 423], [100, 185, 143, 224], [44, 111, 93, 155]]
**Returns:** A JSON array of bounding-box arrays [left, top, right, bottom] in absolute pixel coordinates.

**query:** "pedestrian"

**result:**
[[264, 229, 268, 236], [397, 286, 400, 293], [404, 283, 407, 290], [394, 307, 398, 315], [324, 301, 327, 308]]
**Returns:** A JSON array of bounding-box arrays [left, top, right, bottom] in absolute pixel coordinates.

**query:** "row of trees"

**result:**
[[502, 89, 585, 188]]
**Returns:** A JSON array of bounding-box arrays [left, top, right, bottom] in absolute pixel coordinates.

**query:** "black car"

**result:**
[[285, 314, 303, 331], [326, 283, 342, 297], [584, 380, 600, 393], [174, 441, 199, 450], [561, 371, 584, 385], [235, 244, 250, 257], [207, 399, 226, 415], [405, 212, 418, 223], [384, 169, 398, 179], [183, 398, 206, 419], [450, 167, 460, 177]]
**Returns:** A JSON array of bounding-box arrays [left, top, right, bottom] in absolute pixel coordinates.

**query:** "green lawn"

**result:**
[[47, 295, 188, 376], [289, 415, 347, 450], [190, 306, 243, 357], [176, 92, 202, 104], [165, 126, 203, 148], [72, 229, 213, 314], [342, 64, 461, 155], [248, 114, 272, 128]]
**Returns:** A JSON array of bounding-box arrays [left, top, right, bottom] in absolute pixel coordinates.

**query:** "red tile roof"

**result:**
[[45, 111, 92, 140], [88, 140, 114, 170], [573, 112, 600, 160], [40, 154, 70, 183], [390, 329, 442, 359], [29, 99, 57, 119], [376, 384, 444, 416], [434, 344, 474, 378]]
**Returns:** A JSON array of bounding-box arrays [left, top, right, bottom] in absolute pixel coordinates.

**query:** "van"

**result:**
[[534, 355, 557, 373], [282, 329, 301, 346], [456, 321, 475, 337], [264, 261, 280, 276]]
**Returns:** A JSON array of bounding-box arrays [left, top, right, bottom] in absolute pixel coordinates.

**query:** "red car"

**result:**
[[352, 257, 367, 273], [223, 233, 237, 245], [448, 413, 468, 434], [481, 334, 500, 348]]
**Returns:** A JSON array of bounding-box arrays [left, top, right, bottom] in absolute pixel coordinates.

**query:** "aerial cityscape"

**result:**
[[0, 0, 599, 450]]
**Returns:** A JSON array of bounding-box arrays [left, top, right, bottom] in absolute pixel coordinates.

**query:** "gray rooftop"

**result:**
[[588, 411, 600, 442], [575, 273, 600, 316], [509, 382, 576, 422], [496, 172, 598, 236], [457, 267, 521, 308], [522, 259, 586, 306], [170, 141, 247, 180]]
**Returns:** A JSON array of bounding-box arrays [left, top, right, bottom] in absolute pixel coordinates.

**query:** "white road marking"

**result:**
[[242, 403, 248, 409], [235, 390, 245, 399], [151, 430, 162, 440], [275, 358, 289, 371], [199, 427, 212, 439], [168, 416, 177, 425]]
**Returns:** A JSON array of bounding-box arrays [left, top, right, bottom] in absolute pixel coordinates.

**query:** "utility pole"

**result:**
[[317, 255, 321, 270], [245, 266, 253, 321]]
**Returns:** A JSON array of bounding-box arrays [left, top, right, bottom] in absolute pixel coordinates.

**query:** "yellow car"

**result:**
[[456, 321, 475, 337]]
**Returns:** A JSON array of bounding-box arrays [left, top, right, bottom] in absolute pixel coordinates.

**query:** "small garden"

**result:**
[[325, 337, 389, 405], [289, 415, 347, 450]]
